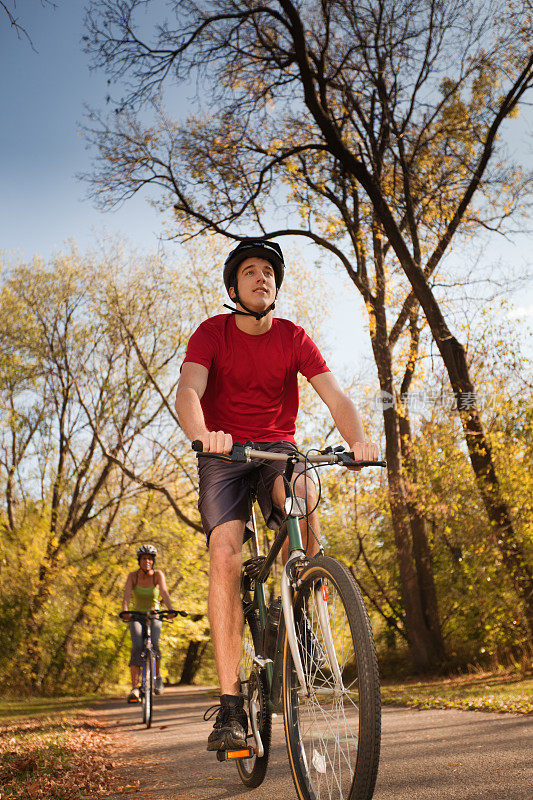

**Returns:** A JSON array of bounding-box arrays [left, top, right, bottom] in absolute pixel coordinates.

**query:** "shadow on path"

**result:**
[[95, 686, 532, 799]]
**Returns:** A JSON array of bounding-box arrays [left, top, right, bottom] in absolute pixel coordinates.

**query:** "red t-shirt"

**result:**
[[182, 314, 329, 442]]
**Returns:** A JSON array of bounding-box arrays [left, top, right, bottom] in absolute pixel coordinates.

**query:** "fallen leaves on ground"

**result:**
[[0, 714, 117, 799], [381, 671, 533, 714]]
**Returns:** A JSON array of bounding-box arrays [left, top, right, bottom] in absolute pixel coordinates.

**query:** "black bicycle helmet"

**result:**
[[223, 239, 285, 293], [137, 543, 157, 563]]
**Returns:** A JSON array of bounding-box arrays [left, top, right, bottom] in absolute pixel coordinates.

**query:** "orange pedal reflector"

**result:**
[[226, 747, 256, 759]]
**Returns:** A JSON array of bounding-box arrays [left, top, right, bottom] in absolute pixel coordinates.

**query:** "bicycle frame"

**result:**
[[245, 488, 315, 712], [140, 617, 157, 694]]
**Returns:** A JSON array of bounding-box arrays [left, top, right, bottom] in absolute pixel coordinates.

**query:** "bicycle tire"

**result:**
[[141, 662, 147, 725], [282, 555, 381, 800], [236, 607, 272, 788], [144, 654, 153, 729]]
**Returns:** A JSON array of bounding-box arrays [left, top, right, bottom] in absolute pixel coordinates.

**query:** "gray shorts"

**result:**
[[197, 441, 306, 546]]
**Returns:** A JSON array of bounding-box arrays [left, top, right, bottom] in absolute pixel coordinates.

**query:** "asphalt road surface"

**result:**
[[95, 686, 532, 800]]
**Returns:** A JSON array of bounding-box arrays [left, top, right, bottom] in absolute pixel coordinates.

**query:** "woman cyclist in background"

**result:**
[[122, 544, 176, 702]]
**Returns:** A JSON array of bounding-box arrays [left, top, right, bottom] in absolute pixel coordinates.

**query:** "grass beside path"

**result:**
[[381, 670, 533, 714], [0, 695, 100, 721], [0, 696, 118, 799]]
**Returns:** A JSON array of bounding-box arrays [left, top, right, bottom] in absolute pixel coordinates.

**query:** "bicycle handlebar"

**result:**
[[119, 609, 188, 621], [192, 440, 386, 469]]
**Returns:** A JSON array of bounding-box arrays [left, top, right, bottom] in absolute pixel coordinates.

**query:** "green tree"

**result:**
[[0, 244, 207, 687], [83, 0, 533, 663], [318, 313, 532, 669]]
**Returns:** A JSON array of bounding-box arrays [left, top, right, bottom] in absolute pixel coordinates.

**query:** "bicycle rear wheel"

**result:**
[[236, 606, 272, 788], [282, 555, 380, 800], [142, 655, 153, 729]]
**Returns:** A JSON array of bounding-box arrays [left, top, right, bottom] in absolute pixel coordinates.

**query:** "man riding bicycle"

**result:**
[[175, 239, 378, 752]]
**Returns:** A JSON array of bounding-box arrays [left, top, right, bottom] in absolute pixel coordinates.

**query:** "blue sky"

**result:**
[[0, 1, 372, 377], [1, 2, 531, 378], [0, 2, 166, 257]]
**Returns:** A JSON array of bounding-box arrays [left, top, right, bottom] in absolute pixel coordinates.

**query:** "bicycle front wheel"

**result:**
[[236, 606, 271, 788], [143, 655, 153, 729], [282, 555, 380, 800]]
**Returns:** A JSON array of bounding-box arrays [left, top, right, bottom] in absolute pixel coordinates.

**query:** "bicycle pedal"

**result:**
[[216, 746, 256, 762], [242, 556, 266, 579]]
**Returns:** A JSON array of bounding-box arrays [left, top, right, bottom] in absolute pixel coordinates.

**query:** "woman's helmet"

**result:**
[[137, 543, 157, 563], [223, 239, 285, 294]]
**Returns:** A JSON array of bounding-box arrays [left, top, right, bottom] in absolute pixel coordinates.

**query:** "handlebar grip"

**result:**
[[191, 440, 238, 462], [344, 452, 387, 467]]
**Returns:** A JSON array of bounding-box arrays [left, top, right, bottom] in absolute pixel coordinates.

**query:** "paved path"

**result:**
[[95, 686, 532, 799]]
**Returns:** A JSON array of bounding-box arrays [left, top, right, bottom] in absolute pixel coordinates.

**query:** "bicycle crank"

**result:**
[[248, 668, 265, 757]]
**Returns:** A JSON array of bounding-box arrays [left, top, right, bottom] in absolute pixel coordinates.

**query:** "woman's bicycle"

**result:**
[[193, 441, 386, 800], [119, 609, 182, 728]]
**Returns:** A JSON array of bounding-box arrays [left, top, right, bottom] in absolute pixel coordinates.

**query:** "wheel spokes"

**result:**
[[294, 579, 359, 799]]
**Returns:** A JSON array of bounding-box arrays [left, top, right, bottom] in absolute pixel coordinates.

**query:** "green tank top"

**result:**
[[132, 573, 160, 612]]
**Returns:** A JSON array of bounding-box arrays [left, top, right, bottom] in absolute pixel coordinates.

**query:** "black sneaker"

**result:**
[[205, 694, 248, 751]]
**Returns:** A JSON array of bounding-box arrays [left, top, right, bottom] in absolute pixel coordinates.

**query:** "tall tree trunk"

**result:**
[[370, 302, 442, 670], [398, 407, 446, 660], [388, 249, 533, 636], [290, 35, 533, 634], [179, 639, 208, 685], [398, 313, 446, 661]]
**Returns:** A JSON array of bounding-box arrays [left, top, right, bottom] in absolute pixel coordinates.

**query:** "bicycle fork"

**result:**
[[281, 549, 343, 695], [281, 550, 308, 693]]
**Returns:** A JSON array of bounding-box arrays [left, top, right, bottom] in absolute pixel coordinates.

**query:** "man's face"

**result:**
[[229, 257, 277, 310]]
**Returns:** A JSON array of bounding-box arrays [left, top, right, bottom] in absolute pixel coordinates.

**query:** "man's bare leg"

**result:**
[[206, 519, 248, 751], [208, 519, 245, 695], [272, 472, 321, 562]]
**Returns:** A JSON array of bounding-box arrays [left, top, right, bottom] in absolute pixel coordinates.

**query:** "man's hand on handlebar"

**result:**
[[195, 430, 233, 454], [348, 441, 380, 471]]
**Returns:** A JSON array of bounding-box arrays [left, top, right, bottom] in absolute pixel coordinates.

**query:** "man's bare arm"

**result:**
[[175, 362, 233, 453], [310, 372, 379, 461], [175, 362, 210, 439]]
